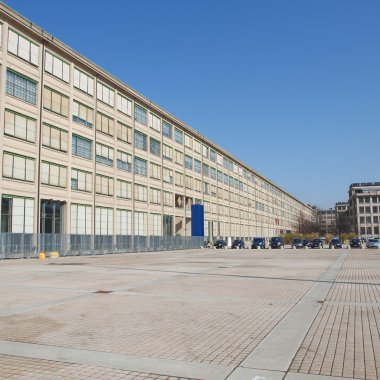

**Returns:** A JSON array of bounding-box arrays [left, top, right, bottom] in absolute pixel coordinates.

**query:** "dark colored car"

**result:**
[[214, 239, 227, 249], [270, 237, 284, 249], [350, 238, 362, 248], [303, 239, 312, 248], [291, 238, 303, 249], [232, 239, 245, 249], [251, 237, 266, 249], [311, 239, 324, 248], [329, 238, 342, 249]]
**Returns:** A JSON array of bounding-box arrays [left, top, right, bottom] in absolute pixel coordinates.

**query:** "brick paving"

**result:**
[[290, 250, 380, 380], [1, 249, 380, 379], [0, 354, 194, 379]]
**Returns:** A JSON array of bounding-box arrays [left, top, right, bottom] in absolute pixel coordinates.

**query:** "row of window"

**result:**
[[4, 25, 301, 210], [358, 206, 380, 214], [358, 196, 380, 204], [359, 216, 380, 224]]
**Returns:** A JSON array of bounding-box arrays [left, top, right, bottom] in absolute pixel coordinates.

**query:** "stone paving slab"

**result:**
[[1, 249, 379, 379]]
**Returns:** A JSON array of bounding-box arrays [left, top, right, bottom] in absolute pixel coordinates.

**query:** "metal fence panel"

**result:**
[[0, 233, 204, 259]]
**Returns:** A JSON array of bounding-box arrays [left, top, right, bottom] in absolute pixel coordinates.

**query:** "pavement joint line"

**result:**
[[237, 252, 348, 373], [0, 340, 233, 380], [77, 264, 379, 286], [284, 372, 361, 380]]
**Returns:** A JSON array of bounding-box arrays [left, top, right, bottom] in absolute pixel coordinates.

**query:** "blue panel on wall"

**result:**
[[191, 204, 204, 236]]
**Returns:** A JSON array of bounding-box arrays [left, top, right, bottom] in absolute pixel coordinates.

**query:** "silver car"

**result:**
[[366, 238, 380, 249]]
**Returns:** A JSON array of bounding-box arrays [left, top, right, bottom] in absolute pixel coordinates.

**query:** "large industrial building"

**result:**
[[0, 3, 315, 242], [348, 182, 380, 238]]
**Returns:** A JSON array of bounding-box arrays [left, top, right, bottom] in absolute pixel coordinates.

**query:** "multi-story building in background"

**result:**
[[348, 182, 380, 238], [0, 3, 315, 242], [318, 209, 336, 235], [335, 201, 351, 235]]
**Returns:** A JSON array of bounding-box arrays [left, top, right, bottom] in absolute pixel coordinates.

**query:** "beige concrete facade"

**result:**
[[0, 3, 315, 240]]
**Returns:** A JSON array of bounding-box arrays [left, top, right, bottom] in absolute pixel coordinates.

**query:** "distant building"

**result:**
[[318, 209, 336, 235], [348, 182, 380, 238], [335, 202, 351, 235]]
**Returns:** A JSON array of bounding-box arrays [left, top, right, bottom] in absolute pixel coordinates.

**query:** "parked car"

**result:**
[[232, 239, 245, 249], [214, 239, 227, 249], [329, 238, 342, 249], [270, 237, 284, 249], [311, 238, 324, 248], [291, 238, 303, 249], [366, 238, 380, 249], [251, 237, 266, 249], [303, 239, 312, 248], [350, 238, 362, 248]]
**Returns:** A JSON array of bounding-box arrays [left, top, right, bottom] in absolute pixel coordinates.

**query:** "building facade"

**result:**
[[348, 182, 380, 238], [318, 209, 336, 235], [0, 4, 315, 241]]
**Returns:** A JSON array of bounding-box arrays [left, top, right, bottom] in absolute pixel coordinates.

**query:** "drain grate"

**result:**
[[94, 290, 114, 294]]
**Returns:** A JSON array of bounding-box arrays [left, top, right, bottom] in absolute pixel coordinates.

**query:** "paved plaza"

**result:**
[[0, 248, 379, 379]]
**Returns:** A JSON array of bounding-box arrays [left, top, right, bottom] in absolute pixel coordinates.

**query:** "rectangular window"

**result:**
[[211, 185, 217, 197], [150, 188, 161, 204], [163, 167, 173, 184], [134, 104, 147, 125], [134, 130, 147, 151], [185, 134, 192, 149], [96, 112, 114, 136], [185, 175, 193, 189], [163, 191, 173, 207], [117, 93, 132, 116], [43, 87, 69, 117], [150, 114, 161, 132], [134, 211, 147, 235], [72, 135, 92, 160], [1, 196, 34, 233], [117, 150, 132, 172], [6, 69, 37, 105], [194, 140, 201, 154], [97, 82, 114, 106], [71, 204, 92, 234], [134, 184, 147, 202], [202, 163, 209, 177], [150, 213, 162, 236], [162, 121, 172, 139], [41, 161, 67, 188], [3, 152, 34, 182], [194, 159, 201, 174], [195, 179, 202, 192], [210, 167, 216, 180], [71, 168, 92, 192], [95, 207, 113, 235], [217, 153, 223, 165], [203, 182, 209, 195], [162, 144, 173, 161], [4, 109, 36, 143], [134, 157, 147, 176], [96, 143, 114, 166], [117, 179, 132, 199], [184, 155, 193, 170], [73, 68, 94, 95], [96, 175, 114, 196], [73, 100, 93, 128], [150, 138, 161, 157], [175, 150, 183, 165], [150, 162, 161, 180], [8, 29, 39, 65], [210, 149, 216, 162], [117, 121, 132, 144], [203, 145, 209, 158], [175, 172, 184, 187], [45, 51, 69, 82], [116, 209, 132, 235], [174, 128, 183, 144]]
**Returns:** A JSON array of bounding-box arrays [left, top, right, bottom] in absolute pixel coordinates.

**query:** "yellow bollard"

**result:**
[[50, 251, 60, 259], [38, 252, 46, 260]]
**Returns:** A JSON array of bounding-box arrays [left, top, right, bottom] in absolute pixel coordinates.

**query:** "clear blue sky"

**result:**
[[5, 0, 380, 209]]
